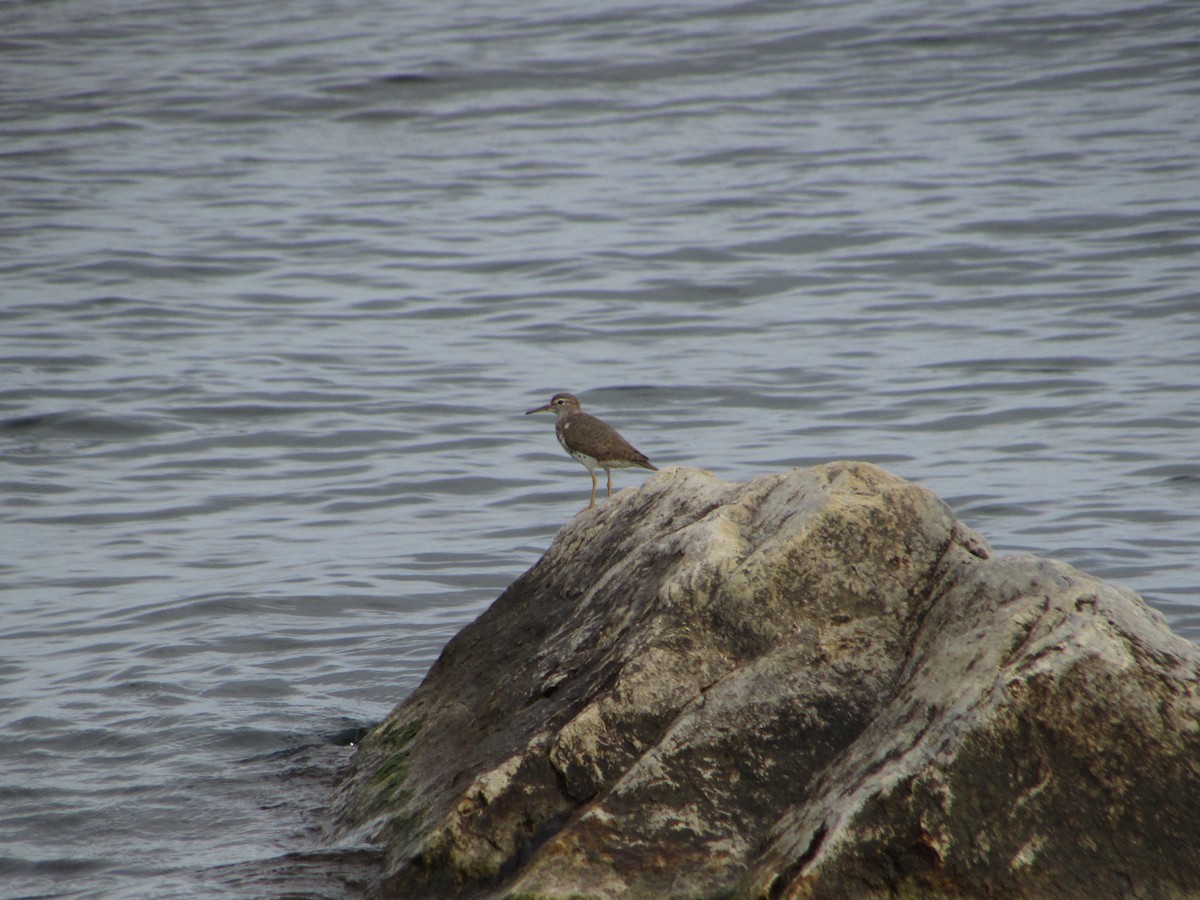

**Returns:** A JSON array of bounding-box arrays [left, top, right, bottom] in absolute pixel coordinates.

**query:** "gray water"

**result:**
[[2, 0, 1199, 896]]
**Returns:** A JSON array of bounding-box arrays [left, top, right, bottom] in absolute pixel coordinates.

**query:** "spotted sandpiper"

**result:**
[[526, 392, 657, 509]]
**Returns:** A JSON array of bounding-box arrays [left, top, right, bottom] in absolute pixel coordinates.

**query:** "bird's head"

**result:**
[[525, 392, 581, 417]]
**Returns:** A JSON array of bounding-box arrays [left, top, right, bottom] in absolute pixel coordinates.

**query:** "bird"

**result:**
[[525, 391, 657, 509]]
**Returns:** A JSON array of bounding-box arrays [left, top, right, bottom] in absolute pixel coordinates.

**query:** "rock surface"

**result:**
[[330, 463, 1200, 898]]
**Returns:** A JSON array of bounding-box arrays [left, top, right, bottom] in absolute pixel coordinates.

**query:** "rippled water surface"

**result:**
[[3, 0, 1199, 895]]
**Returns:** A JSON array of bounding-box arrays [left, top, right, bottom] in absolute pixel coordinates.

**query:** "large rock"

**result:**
[[330, 463, 1200, 898]]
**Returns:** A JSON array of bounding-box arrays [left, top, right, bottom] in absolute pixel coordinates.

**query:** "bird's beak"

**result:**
[[526, 403, 551, 415]]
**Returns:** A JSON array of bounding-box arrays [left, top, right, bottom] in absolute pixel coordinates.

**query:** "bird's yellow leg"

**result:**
[[606, 469, 613, 497], [588, 470, 597, 509]]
